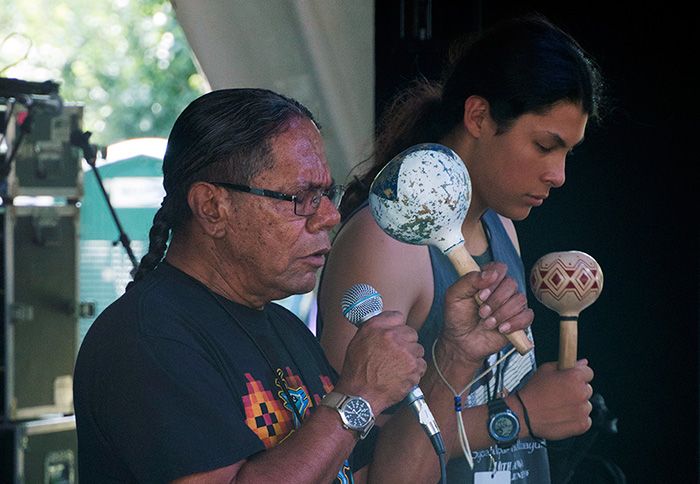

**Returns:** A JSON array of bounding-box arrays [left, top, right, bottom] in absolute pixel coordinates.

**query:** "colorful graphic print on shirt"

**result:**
[[241, 368, 333, 448], [241, 369, 352, 483]]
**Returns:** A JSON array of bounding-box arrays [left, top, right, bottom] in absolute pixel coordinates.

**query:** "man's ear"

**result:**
[[462, 95, 491, 138], [187, 182, 228, 238]]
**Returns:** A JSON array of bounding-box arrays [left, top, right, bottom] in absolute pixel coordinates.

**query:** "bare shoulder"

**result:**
[[321, 206, 433, 326], [329, 206, 430, 274], [319, 206, 434, 370]]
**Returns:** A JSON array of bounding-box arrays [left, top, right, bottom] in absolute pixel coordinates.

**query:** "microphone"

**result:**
[[341, 283, 446, 456]]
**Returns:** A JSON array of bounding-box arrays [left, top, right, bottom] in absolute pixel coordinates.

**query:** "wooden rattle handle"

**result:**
[[446, 243, 534, 355], [446, 242, 481, 274], [558, 319, 578, 369]]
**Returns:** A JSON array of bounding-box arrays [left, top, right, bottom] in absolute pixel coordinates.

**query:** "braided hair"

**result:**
[[340, 13, 605, 220], [130, 88, 316, 286]]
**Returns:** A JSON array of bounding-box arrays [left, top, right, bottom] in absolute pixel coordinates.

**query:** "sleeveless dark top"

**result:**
[[422, 209, 550, 483]]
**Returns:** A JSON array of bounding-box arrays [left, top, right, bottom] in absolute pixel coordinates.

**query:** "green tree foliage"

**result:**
[[0, 0, 207, 146]]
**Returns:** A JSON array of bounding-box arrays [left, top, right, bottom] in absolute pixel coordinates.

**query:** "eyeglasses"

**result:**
[[208, 181, 346, 217]]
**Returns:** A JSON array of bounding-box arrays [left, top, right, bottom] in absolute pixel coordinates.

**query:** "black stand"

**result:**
[[70, 129, 139, 275], [0, 100, 31, 180], [1, 95, 63, 190]]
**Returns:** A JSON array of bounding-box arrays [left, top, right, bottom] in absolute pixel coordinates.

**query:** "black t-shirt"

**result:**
[[74, 262, 360, 483]]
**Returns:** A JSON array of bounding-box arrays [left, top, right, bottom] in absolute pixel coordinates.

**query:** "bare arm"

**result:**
[[171, 405, 358, 483], [319, 207, 433, 371]]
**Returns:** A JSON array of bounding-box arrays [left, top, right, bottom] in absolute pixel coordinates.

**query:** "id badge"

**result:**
[[475, 470, 511, 483]]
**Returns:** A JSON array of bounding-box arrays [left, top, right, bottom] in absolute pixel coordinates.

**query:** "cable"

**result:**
[[437, 451, 447, 484]]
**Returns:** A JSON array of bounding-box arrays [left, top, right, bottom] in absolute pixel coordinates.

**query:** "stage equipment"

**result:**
[[0, 415, 77, 483], [0, 78, 80, 484], [4, 103, 84, 199], [1, 81, 84, 199], [1, 204, 79, 420]]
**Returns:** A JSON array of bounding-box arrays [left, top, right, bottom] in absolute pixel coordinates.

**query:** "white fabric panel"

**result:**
[[170, 0, 375, 181]]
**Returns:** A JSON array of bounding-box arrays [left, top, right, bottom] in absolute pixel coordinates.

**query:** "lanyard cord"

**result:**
[[208, 291, 307, 426], [431, 339, 517, 467]]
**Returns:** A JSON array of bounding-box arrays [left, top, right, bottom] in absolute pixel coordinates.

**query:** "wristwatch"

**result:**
[[320, 391, 375, 440], [487, 397, 520, 448]]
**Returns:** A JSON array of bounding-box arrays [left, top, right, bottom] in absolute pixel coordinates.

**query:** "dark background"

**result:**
[[375, 1, 697, 482]]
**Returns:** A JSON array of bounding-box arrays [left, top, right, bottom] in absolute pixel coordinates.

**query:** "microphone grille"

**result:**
[[341, 283, 384, 326]]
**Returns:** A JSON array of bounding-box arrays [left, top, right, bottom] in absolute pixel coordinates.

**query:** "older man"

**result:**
[[74, 88, 533, 483]]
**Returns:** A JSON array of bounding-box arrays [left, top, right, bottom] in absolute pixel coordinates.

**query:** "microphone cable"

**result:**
[[438, 452, 447, 484]]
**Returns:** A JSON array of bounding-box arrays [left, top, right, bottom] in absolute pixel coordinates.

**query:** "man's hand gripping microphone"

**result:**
[[341, 283, 446, 456]]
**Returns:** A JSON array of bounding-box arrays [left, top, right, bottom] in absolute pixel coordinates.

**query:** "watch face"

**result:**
[[489, 411, 519, 444], [343, 398, 372, 428], [494, 414, 515, 437]]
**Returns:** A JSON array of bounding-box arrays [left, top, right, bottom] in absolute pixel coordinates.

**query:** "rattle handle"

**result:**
[[557, 319, 578, 370], [446, 243, 534, 355]]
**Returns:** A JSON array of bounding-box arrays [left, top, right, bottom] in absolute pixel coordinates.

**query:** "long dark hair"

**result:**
[[130, 88, 317, 284], [340, 13, 605, 220]]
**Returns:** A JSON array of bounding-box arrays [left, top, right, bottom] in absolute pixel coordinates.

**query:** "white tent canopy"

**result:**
[[170, 0, 375, 181]]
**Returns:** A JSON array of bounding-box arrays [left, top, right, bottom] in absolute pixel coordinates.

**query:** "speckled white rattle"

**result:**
[[369, 143, 533, 355]]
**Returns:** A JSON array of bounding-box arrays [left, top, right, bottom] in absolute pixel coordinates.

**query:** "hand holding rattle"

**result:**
[[369, 143, 533, 355]]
